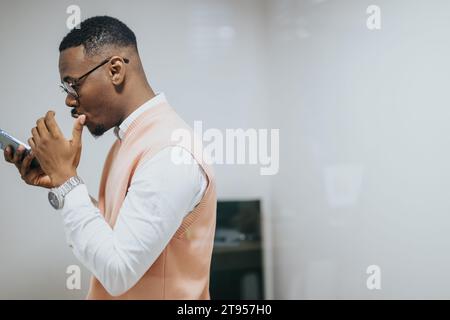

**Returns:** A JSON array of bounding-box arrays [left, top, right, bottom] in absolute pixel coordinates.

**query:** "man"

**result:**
[[3, 16, 216, 299]]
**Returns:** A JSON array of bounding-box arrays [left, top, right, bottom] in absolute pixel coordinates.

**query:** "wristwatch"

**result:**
[[48, 176, 84, 210]]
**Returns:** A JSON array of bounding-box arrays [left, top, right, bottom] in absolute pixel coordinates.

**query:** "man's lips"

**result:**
[[71, 109, 82, 118], [71, 109, 89, 126]]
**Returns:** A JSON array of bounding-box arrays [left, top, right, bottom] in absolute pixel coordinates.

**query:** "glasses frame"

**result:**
[[60, 56, 130, 99]]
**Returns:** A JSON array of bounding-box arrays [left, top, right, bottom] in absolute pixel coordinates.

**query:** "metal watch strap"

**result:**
[[57, 176, 84, 197]]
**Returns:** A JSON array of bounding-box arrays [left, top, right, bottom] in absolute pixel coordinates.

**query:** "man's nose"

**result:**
[[65, 94, 78, 108]]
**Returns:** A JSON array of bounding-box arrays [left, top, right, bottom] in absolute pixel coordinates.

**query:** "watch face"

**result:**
[[48, 192, 60, 209]]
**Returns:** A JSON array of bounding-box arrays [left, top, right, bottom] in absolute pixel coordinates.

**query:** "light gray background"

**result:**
[[0, 0, 449, 299]]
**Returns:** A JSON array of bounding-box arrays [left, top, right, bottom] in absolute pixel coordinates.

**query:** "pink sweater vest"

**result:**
[[86, 101, 217, 299]]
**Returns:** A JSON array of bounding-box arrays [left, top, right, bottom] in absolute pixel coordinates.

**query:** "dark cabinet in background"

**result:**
[[210, 200, 264, 300]]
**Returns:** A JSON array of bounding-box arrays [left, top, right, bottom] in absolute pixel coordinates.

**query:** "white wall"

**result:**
[[267, 0, 450, 299]]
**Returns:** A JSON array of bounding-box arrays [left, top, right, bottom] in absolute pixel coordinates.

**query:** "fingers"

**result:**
[[21, 164, 40, 186], [28, 137, 35, 149], [44, 111, 63, 138], [11, 145, 26, 170], [31, 127, 40, 145], [36, 117, 49, 140], [72, 114, 85, 147], [12, 145, 24, 162], [20, 151, 35, 178], [4, 146, 13, 163], [27, 138, 37, 162]]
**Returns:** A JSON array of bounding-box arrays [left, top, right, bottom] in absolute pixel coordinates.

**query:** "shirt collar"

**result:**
[[114, 93, 167, 140]]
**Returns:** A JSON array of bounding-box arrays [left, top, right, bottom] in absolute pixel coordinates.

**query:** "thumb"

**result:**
[[72, 115, 86, 146]]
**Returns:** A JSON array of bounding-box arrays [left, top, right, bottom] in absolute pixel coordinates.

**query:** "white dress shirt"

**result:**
[[60, 93, 207, 296]]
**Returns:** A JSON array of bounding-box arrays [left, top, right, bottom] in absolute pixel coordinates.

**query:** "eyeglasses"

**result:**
[[60, 56, 130, 99]]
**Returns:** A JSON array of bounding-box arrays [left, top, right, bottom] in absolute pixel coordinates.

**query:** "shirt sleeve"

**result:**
[[60, 146, 207, 297]]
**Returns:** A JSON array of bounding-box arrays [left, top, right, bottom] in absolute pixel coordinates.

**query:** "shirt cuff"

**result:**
[[62, 183, 92, 211]]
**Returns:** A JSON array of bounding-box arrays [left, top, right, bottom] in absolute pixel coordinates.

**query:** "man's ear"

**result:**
[[108, 56, 126, 86]]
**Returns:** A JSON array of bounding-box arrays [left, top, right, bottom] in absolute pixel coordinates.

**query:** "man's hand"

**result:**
[[29, 111, 86, 187], [4, 145, 54, 189]]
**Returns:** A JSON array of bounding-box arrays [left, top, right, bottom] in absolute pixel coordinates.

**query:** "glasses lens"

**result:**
[[60, 82, 78, 98]]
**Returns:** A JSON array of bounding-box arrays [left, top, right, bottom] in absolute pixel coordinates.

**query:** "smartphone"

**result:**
[[0, 129, 39, 168]]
